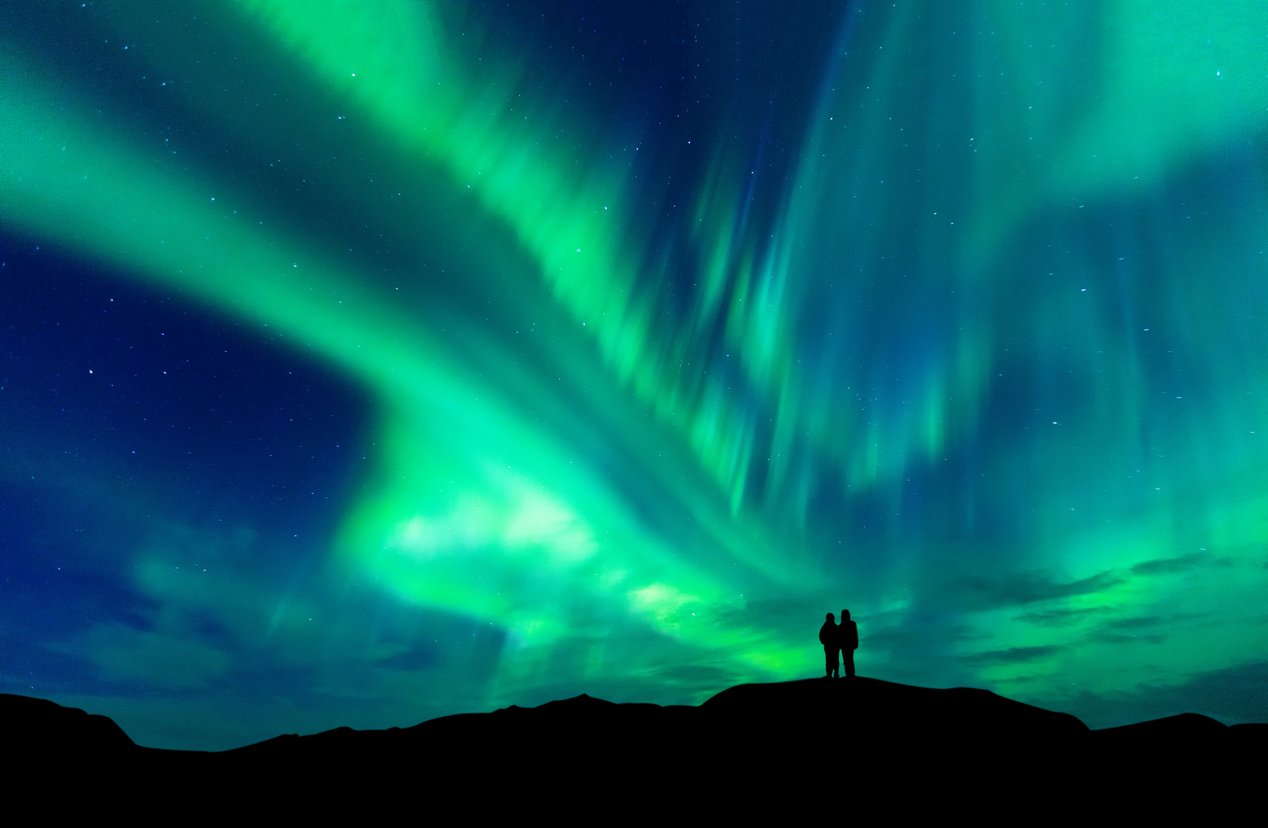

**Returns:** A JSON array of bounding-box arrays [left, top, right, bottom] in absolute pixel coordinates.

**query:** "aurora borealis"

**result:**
[[3, 1, 1267, 750]]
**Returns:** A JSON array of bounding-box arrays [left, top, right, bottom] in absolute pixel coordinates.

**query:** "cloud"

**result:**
[[376, 646, 439, 672], [1052, 660, 1268, 728], [1100, 615, 1165, 631], [653, 663, 747, 690], [1100, 613, 1206, 631], [72, 623, 231, 689], [866, 622, 978, 649], [1080, 612, 1209, 645], [960, 644, 1062, 667], [1086, 633, 1165, 644], [717, 598, 824, 638], [1008, 611, 1207, 646], [1012, 607, 1112, 627], [1130, 552, 1226, 576], [955, 570, 1122, 609]]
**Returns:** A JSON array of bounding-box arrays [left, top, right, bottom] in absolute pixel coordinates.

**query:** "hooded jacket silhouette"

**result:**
[[838, 609, 858, 678], [818, 613, 839, 678]]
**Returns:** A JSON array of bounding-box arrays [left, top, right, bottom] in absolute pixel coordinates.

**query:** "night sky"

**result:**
[[3, 1, 1267, 750]]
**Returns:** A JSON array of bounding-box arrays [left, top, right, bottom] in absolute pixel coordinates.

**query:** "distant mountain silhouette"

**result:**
[[6, 679, 1263, 813]]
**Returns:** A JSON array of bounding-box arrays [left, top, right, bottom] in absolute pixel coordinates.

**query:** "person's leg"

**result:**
[[843, 650, 855, 678], [825, 650, 837, 678]]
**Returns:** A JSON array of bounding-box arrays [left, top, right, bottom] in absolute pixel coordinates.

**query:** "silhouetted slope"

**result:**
[[3, 692, 134, 757], [704, 676, 1089, 738], [6, 680, 1263, 810]]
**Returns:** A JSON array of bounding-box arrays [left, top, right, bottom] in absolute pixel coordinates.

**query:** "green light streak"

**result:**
[[234, 0, 839, 531], [0, 29, 812, 695], [4, 2, 1268, 736], [750, 0, 1268, 705]]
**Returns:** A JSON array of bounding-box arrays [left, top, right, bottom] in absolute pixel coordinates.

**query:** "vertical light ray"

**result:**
[[768, 1, 1268, 704], [0, 32, 814, 694], [4, 2, 1268, 747]]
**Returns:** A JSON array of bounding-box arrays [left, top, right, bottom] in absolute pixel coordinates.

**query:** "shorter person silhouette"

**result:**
[[839, 609, 858, 678], [818, 612, 839, 678]]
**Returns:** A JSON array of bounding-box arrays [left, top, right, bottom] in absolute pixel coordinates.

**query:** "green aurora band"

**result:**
[[2, 1, 1267, 747]]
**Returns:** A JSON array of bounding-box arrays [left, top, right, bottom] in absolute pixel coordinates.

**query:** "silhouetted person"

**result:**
[[839, 609, 858, 678], [819, 612, 839, 678]]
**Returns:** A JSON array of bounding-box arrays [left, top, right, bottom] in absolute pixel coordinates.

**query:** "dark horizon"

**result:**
[[7, 674, 1263, 754]]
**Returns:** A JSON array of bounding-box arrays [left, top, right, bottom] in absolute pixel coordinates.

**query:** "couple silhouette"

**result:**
[[819, 610, 858, 679]]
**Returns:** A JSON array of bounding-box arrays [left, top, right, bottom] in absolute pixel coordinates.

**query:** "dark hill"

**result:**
[[3, 692, 135, 755], [6, 679, 1264, 812]]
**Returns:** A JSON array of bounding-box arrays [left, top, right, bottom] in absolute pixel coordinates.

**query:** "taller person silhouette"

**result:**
[[818, 612, 839, 678], [839, 609, 858, 678]]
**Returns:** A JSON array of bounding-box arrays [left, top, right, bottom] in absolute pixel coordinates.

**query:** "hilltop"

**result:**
[[6, 678, 1262, 813]]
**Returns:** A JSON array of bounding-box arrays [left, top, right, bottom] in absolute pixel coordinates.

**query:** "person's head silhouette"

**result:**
[[841, 609, 851, 621], [825, 612, 835, 623]]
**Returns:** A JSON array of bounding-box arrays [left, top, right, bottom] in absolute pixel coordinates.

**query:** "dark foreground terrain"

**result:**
[[6, 678, 1264, 813]]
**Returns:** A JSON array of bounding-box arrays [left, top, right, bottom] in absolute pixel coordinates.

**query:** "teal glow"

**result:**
[[2, 2, 1266, 748]]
